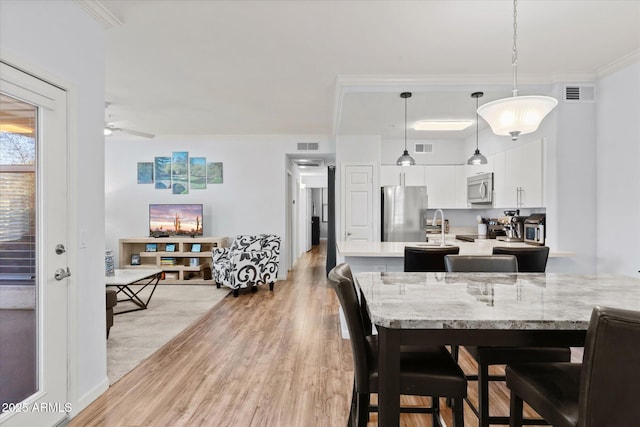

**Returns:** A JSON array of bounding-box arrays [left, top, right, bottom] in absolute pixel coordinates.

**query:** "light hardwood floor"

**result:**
[[71, 242, 552, 426]]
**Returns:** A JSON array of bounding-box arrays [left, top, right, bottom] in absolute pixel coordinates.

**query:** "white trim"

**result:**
[[66, 79, 81, 423], [73, 0, 122, 29], [69, 376, 109, 418], [596, 49, 640, 78], [1, 52, 82, 423]]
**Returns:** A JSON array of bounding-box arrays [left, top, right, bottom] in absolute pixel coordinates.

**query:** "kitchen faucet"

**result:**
[[432, 208, 446, 247]]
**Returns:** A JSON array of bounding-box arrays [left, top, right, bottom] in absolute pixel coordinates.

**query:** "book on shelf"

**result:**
[[160, 257, 177, 266]]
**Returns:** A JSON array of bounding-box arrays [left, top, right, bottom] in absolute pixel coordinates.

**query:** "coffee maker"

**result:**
[[498, 210, 526, 242]]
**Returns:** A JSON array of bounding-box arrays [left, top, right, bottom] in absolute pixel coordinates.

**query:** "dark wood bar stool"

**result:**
[[404, 246, 459, 272], [492, 246, 550, 272], [444, 254, 571, 427], [328, 263, 467, 427], [506, 306, 640, 427]]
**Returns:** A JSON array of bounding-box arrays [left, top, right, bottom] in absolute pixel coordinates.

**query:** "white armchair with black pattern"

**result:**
[[212, 234, 280, 297]]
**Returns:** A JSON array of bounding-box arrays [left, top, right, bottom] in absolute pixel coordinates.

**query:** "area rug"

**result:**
[[107, 284, 229, 385]]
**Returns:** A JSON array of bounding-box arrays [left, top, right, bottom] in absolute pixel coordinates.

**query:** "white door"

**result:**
[[0, 62, 69, 426], [344, 165, 374, 241]]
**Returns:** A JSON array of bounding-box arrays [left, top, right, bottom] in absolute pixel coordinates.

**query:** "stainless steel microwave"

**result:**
[[467, 172, 493, 204]]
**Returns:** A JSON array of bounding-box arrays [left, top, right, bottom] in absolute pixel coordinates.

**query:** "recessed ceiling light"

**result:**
[[414, 120, 473, 131]]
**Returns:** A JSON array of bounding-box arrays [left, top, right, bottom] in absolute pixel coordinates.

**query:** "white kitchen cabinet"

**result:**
[[465, 156, 494, 178], [494, 139, 543, 208], [379, 165, 424, 187], [424, 165, 467, 209], [454, 165, 467, 208], [492, 151, 507, 207]]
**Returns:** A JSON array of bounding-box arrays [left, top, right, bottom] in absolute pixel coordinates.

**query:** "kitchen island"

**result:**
[[337, 237, 574, 273]]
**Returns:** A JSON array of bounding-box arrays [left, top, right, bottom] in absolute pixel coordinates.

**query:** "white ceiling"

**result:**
[[98, 0, 640, 140]]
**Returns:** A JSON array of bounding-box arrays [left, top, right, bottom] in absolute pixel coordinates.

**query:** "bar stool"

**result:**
[[444, 254, 571, 427], [492, 246, 550, 272], [404, 246, 460, 272], [506, 306, 640, 427], [328, 263, 468, 427]]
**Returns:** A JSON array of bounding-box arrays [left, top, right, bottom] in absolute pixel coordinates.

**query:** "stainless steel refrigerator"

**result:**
[[381, 185, 428, 242]]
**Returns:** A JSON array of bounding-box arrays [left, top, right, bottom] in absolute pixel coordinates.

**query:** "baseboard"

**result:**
[[70, 376, 109, 418]]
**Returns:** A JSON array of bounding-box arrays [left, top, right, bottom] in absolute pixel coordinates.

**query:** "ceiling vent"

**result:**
[[564, 85, 596, 103], [297, 142, 319, 151], [414, 143, 433, 153], [292, 159, 324, 168]]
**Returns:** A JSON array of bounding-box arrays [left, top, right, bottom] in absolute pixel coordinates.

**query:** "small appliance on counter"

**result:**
[[524, 213, 546, 246], [426, 218, 449, 235], [496, 211, 526, 242], [455, 218, 505, 242]]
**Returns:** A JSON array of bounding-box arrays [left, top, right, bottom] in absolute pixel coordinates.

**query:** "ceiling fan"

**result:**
[[104, 101, 155, 138], [104, 123, 155, 139]]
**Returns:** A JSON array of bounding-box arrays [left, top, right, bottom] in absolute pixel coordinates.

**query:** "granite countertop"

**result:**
[[355, 272, 640, 329], [337, 238, 574, 258]]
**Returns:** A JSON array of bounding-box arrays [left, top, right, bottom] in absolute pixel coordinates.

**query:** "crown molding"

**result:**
[[74, 0, 122, 29], [596, 49, 640, 78]]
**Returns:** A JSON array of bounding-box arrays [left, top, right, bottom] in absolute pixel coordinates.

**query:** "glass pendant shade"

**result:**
[[397, 150, 415, 166], [467, 149, 488, 165], [476, 95, 558, 141]]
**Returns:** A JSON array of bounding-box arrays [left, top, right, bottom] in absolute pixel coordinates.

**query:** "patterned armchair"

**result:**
[[212, 234, 280, 297]]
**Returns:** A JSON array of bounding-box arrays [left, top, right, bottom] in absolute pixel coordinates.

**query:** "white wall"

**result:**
[[381, 138, 466, 165], [106, 135, 332, 278], [1, 0, 107, 414], [548, 82, 598, 273], [596, 61, 640, 276]]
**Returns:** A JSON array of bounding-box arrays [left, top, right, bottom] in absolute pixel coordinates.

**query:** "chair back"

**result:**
[[259, 234, 281, 253], [492, 246, 549, 272], [444, 254, 518, 272], [579, 306, 640, 425], [230, 235, 263, 252], [328, 263, 370, 392], [404, 246, 460, 272]]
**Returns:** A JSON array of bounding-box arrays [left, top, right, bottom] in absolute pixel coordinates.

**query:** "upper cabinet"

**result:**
[[379, 165, 466, 209], [424, 165, 466, 209], [379, 165, 424, 186], [493, 139, 544, 208]]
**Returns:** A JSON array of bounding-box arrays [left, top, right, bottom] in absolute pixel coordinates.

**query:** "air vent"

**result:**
[[297, 142, 319, 151], [414, 143, 433, 153], [564, 85, 596, 103]]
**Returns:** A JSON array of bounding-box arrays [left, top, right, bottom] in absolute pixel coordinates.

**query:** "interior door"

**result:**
[[344, 165, 374, 241], [0, 62, 69, 426]]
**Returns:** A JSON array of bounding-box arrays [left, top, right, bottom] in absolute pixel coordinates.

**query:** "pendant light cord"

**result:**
[[404, 96, 408, 151], [512, 0, 519, 97], [476, 96, 479, 150]]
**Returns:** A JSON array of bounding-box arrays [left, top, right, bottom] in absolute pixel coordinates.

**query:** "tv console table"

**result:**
[[119, 237, 228, 285]]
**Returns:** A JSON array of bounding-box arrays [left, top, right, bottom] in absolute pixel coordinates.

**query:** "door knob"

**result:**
[[55, 244, 66, 254], [55, 267, 71, 281]]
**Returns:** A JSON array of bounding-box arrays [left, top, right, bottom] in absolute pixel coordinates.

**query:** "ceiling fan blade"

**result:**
[[118, 127, 155, 138]]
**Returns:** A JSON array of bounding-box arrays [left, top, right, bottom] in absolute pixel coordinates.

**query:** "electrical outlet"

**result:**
[[373, 265, 387, 272]]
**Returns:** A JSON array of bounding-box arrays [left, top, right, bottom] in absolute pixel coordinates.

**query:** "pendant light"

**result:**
[[476, 0, 557, 141], [396, 92, 415, 166], [468, 92, 488, 165]]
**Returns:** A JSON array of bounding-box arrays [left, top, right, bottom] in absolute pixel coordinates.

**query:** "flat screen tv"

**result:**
[[149, 204, 203, 237]]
